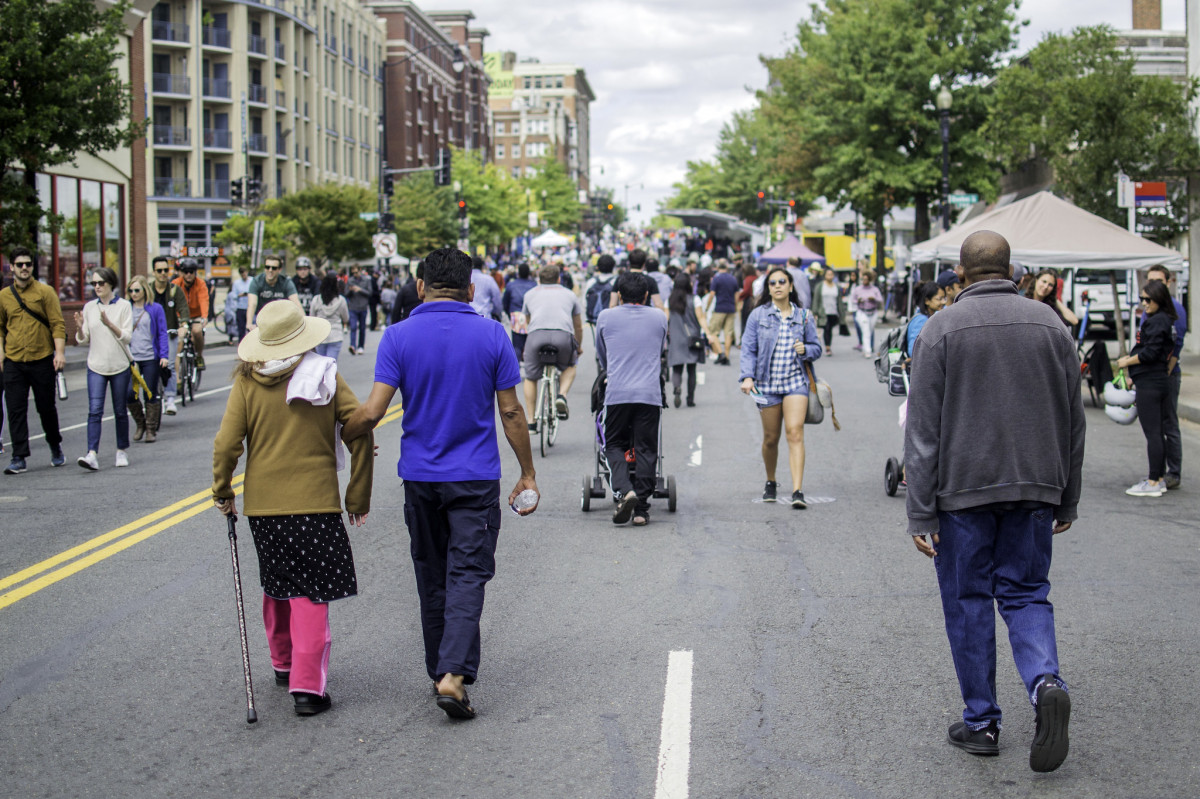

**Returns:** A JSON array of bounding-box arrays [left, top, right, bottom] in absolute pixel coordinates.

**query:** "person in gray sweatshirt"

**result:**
[[905, 230, 1084, 773], [595, 273, 668, 526]]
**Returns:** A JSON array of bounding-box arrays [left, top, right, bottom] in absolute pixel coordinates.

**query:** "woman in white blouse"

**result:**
[[73, 267, 134, 470]]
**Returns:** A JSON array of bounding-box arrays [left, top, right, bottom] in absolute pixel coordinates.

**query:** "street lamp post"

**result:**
[[936, 85, 953, 234]]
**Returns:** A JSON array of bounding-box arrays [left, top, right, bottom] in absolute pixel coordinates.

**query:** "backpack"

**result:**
[[874, 319, 909, 384], [585, 277, 614, 324]]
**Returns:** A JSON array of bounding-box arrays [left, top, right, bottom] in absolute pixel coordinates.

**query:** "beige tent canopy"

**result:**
[[910, 192, 1183, 271]]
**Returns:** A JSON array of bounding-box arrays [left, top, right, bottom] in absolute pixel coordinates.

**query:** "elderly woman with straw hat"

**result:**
[[212, 300, 373, 717]]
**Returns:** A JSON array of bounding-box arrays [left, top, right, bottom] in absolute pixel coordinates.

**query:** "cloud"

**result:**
[[423, 0, 1186, 223]]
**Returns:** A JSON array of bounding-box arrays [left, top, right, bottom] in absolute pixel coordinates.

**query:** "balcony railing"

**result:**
[[201, 26, 231, 48], [153, 178, 191, 197], [248, 34, 266, 56], [203, 77, 232, 98], [275, 90, 287, 108], [151, 73, 190, 95], [152, 126, 190, 147], [204, 180, 231, 199], [203, 129, 233, 149], [247, 134, 268, 153], [274, 41, 285, 60], [151, 21, 189, 43], [276, 138, 287, 154], [247, 84, 267, 104]]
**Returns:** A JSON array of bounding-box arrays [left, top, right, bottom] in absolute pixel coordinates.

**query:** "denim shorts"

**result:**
[[753, 387, 809, 409]]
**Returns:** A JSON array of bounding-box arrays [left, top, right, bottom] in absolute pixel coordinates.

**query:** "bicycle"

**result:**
[[531, 344, 562, 458], [176, 328, 202, 406]]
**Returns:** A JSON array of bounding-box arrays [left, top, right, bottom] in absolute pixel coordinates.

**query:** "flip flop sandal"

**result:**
[[436, 691, 476, 720], [632, 514, 648, 526]]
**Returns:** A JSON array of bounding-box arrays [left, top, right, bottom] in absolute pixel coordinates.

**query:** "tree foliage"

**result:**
[[984, 26, 1200, 242], [451, 147, 525, 249], [0, 0, 145, 248], [520, 157, 583, 231], [391, 172, 456, 258], [764, 0, 1020, 243]]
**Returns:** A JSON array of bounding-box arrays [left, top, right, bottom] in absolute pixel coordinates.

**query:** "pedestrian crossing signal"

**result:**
[[756, 191, 765, 210]]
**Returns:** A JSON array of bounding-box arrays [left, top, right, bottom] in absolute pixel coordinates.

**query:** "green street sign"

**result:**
[[226, 209, 246, 218], [359, 212, 379, 221], [949, 193, 979, 207]]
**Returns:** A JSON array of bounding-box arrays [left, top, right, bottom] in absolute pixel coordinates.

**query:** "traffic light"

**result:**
[[788, 199, 796, 209], [843, 222, 857, 237], [436, 148, 452, 187], [383, 173, 394, 196], [457, 199, 467, 219], [247, 178, 263, 205], [380, 212, 394, 231], [230, 177, 244, 206], [756, 191, 765, 209]]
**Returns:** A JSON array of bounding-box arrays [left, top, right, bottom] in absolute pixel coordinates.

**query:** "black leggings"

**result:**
[[671, 364, 696, 401], [1134, 372, 1170, 480], [821, 316, 838, 347]]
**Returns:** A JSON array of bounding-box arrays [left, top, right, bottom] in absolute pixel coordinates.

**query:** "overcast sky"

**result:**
[[422, 0, 1188, 224]]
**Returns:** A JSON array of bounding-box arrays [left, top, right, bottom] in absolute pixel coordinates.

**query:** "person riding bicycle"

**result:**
[[521, 264, 583, 425], [172, 258, 209, 371], [150, 255, 189, 415], [292, 256, 320, 314]]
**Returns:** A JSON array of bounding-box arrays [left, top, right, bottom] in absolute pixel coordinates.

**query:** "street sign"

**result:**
[[1117, 174, 1134, 209], [948, 192, 979, 207], [359, 212, 379, 221], [372, 233, 397, 259], [1135, 181, 1168, 208]]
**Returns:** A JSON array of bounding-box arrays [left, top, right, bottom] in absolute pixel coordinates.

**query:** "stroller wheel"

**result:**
[[885, 458, 900, 497], [581, 476, 592, 512], [667, 475, 677, 513]]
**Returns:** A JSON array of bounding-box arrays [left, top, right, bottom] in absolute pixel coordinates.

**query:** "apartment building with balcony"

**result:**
[[486, 51, 593, 192], [364, 3, 491, 173], [144, 0, 385, 257]]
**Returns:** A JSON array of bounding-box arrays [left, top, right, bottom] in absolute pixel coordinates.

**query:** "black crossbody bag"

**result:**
[[6, 285, 53, 331]]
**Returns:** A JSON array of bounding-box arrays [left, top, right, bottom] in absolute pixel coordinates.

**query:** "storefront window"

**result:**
[[37, 173, 52, 280], [56, 176, 81, 302], [80, 180, 103, 287], [103, 183, 122, 274]]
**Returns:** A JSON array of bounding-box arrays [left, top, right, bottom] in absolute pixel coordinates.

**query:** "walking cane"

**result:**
[[226, 513, 258, 724]]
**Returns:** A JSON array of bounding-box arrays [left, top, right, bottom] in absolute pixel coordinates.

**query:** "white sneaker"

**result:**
[[164, 396, 177, 416], [115, 450, 129, 468], [1125, 479, 1164, 497], [77, 451, 99, 471]]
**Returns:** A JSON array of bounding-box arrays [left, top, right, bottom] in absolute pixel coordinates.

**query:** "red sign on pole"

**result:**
[[1134, 181, 1168, 208]]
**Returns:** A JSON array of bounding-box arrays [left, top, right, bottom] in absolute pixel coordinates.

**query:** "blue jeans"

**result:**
[[934, 507, 1063, 728], [129, 359, 161, 404], [348, 309, 367, 350], [314, 341, 342, 360], [164, 334, 179, 397], [87, 368, 131, 452]]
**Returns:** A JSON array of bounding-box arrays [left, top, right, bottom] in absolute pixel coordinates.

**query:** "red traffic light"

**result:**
[[457, 200, 466, 209], [788, 199, 796, 207], [756, 191, 765, 200]]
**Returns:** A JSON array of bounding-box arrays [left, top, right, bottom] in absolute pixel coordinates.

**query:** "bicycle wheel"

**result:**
[[214, 308, 226, 334], [547, 373, 559, 447], [179, 355, 191, 407], [539, 379, 551, 457], [189, 357, 202, 397]]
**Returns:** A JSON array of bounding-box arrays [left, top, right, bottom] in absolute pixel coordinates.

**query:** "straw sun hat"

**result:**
[[237, 300, 330, 362]]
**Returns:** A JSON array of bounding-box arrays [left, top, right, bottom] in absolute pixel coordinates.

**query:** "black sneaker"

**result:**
[[673, 388, 681, 408], [947, 720, 999, 756], [195, 356, 205, 371], [4, 456, 27, 475], [1030, 678, 1070, 772], [612, 491, 638, 525], [791, 491, 807, 509], [555, 394, 569, 419], [762, 481, 778, 502], [50, 446, 66, 467]]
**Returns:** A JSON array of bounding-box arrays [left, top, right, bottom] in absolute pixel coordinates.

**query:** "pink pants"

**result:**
[[262, 594, 331, 696]]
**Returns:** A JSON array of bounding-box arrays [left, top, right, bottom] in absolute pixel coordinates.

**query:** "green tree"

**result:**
[[0, 0, 145, 248], [764, 0, 1020, 247], [984, 26, 1200, 242], [451, 147, 524, 251], [213, 210, 298, 270], [521, 157, 582, 232], [272, 183, 376, 269], [391, 172, 456, 258]]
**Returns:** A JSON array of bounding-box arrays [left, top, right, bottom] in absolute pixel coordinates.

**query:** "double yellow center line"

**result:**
[[0, 403, 404, 612]]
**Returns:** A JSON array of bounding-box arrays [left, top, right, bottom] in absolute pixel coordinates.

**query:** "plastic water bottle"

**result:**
[[510, 489, 539, 515]]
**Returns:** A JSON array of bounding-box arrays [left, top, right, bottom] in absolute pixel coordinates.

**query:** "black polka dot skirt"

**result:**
[[247, 513, 358, 603]]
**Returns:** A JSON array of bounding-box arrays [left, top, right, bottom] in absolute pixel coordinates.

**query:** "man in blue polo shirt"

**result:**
[[342, 246, 538, 721]]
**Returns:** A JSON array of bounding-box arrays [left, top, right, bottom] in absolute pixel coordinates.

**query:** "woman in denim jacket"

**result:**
[[739, 268, 823, 508]]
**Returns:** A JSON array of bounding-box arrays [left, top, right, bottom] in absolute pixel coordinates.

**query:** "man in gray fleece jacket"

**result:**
[[905, 230, 1084, 773]]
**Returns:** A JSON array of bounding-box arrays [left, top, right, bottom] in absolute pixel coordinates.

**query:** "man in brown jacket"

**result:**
[[0, 247, 67, 474]]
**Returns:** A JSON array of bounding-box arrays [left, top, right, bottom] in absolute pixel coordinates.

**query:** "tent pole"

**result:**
[[1111, 271, 1129, 358]]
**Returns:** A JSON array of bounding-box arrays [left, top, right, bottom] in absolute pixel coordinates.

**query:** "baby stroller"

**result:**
[[883, 359, 910, 497], [581, 367, 677, 513]]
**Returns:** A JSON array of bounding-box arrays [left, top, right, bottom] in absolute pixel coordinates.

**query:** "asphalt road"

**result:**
[[1, 324, 1197, 799]]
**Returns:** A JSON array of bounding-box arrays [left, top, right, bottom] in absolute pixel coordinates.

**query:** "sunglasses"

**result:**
[[129, 287, 143, 293], [89, 281, 107, 287], [264, 265, 281, 271], [1140, 296, 1153, 303], [13, 261, 34, 268], [154, 268, 170, 274], [768, 279, 789, 287]]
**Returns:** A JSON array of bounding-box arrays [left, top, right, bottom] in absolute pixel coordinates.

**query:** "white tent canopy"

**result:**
[[530, 229, 570, 248], [910, 192, 1183, 271]]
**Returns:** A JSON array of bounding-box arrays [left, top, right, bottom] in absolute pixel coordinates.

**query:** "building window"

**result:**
[[495, 121, 505, 136], [496, 143, 505, 159], [556, 76, 564, 88]]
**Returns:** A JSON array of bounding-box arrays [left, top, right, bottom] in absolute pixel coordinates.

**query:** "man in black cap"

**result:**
[[937, 267, 962, 305]]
